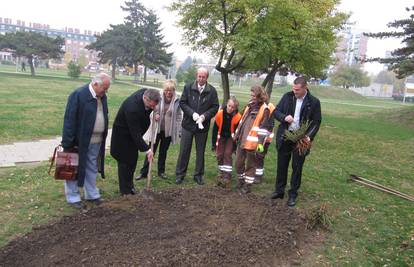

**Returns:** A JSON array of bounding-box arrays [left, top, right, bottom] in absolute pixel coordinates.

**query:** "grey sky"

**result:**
[[2, 0, 411, 74]]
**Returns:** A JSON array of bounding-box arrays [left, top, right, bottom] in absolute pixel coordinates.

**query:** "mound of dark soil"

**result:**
[[0, 187, 322, 266]]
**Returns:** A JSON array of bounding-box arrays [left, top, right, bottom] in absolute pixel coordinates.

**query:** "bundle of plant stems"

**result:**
[[284, 120, 312, 155]]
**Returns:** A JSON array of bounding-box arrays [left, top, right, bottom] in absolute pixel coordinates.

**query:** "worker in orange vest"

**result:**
[[234, 85, 273, 194], [212, 96, 242, 189], [254, 102, 275, 184]]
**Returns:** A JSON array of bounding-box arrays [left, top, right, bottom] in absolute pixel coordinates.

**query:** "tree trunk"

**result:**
[[134, 64, 138, 82], [111, 65, 116, 80], [261, 62, 279, 100], [144, 65, 147, 83], [28, 56, 35, 76], [111, 58, 117, 80], [262, 70, 276, 100], [220, 72, 230, 106]]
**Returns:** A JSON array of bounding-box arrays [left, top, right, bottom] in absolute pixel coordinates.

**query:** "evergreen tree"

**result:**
[[121, 0, 172, 81], [86, 24, 138, 79], [141, 9, 173, 82], [365, 6, 414, 78]]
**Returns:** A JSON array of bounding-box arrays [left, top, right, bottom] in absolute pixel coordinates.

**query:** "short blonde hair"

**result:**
[[228, 96, 239, 111], [163, 79, 176, 91]]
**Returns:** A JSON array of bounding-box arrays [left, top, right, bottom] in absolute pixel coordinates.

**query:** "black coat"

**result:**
[[273, 90, 322, 150], [61, 84, 108, 187], [110, 89, 152, 166], [180, 81, 219, 133]]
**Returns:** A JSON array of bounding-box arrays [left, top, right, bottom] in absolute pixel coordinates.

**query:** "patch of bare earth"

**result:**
[[0, 187, 323, 266]]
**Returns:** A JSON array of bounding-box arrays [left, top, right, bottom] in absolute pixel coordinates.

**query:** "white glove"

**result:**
[[192, 112, 200, 122], [196, 115, 205, 129]]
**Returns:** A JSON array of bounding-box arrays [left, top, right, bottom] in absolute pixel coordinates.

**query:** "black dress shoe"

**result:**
[[193, 176, 204, 185], [131, 187, 137, 195], [87, 198, 103, 205], [158, 173, 168, 179], [287, 196, 296, 207], [176, 177, 184, 184], [136, 174, 147, 180], [69, 201, 85, 209], [270, 192, 285, 199]]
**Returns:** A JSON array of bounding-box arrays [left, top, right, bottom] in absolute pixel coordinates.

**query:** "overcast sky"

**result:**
[[2, 0, 412, 74]]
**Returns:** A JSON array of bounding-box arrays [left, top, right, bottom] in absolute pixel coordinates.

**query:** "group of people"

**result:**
[[60, 68, 321, 209]]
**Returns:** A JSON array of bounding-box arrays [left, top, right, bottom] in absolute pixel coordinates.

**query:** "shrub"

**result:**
[[67, 61, 81, 79]]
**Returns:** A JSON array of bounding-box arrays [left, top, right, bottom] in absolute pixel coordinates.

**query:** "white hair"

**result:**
[[197, 67, 209, 77], [92, 72, 111, 85]]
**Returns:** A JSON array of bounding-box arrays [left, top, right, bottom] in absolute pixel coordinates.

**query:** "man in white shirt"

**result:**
[[270, 77, 321, 207]]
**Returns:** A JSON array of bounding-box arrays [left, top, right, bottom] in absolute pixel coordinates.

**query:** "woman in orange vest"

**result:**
[[212, 96, 241, 188], [254, 102, 275, 184], [234, 85, 272, 194]]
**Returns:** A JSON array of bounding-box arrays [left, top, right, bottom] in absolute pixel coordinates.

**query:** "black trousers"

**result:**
[[118, 161, 137, 195], [275, 141, 307, 198], [176, 128, 208, 179], [140, 131, 172, 176]]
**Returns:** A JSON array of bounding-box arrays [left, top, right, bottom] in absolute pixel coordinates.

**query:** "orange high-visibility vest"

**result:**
[[215, 109, 242, 147], [265, 103, 275, 144], [238, 103, 270, 150]]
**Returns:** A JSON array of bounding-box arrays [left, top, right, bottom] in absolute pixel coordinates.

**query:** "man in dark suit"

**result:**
[[176, 67, 219, 185], [271, 77, 321, 207], [110, 88, 160, 195], [62, 73, 111, 209]]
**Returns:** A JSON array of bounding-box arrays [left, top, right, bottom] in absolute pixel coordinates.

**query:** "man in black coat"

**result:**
[[62, 73, 111, 209], [175, 67, 219, 185], [110, 88, 160, 195], [271, 77, 321, 206]]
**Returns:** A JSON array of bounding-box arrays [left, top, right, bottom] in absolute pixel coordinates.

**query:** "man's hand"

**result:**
[[146, 150, 154, 162], [196, 115, 205, 124], [284, 115, 294, 124], [196, 115, 205, 129], [192, 112, 200, 121]]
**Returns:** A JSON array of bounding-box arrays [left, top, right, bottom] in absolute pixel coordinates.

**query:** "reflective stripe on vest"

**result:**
[[242, 103, 269, 150]]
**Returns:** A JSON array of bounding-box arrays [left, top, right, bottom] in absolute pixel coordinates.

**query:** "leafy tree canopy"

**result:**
[[330, 64, 370, 88], [0, 31, 64, 76]]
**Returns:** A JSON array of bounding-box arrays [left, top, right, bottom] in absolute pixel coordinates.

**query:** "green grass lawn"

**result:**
[[0, 72, 413, 266]]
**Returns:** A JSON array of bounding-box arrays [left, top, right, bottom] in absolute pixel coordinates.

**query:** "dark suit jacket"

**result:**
[[110, 89, 152, 166], [62, 84, 108, 186], [273, 90, 321, 150], [180, 81, 219, 133]]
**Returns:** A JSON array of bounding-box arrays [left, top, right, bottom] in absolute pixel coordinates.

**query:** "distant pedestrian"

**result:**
[[21, 61, 26, 72], [61, 73, 111, 209], [175, 67, 219, 185], [270, 77, 322, 207], [136, 80, 182, 181], [110, 88, 161, 195], [234, 85, 272, 194], [211, 96, 241, 189]]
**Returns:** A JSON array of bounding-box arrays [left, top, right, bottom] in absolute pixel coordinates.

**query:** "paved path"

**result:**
[[0, 130, 112, 167]]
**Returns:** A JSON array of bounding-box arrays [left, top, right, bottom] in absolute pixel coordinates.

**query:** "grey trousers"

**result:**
[[65, 142, 101, 203], [176, 128, 208, 179]]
